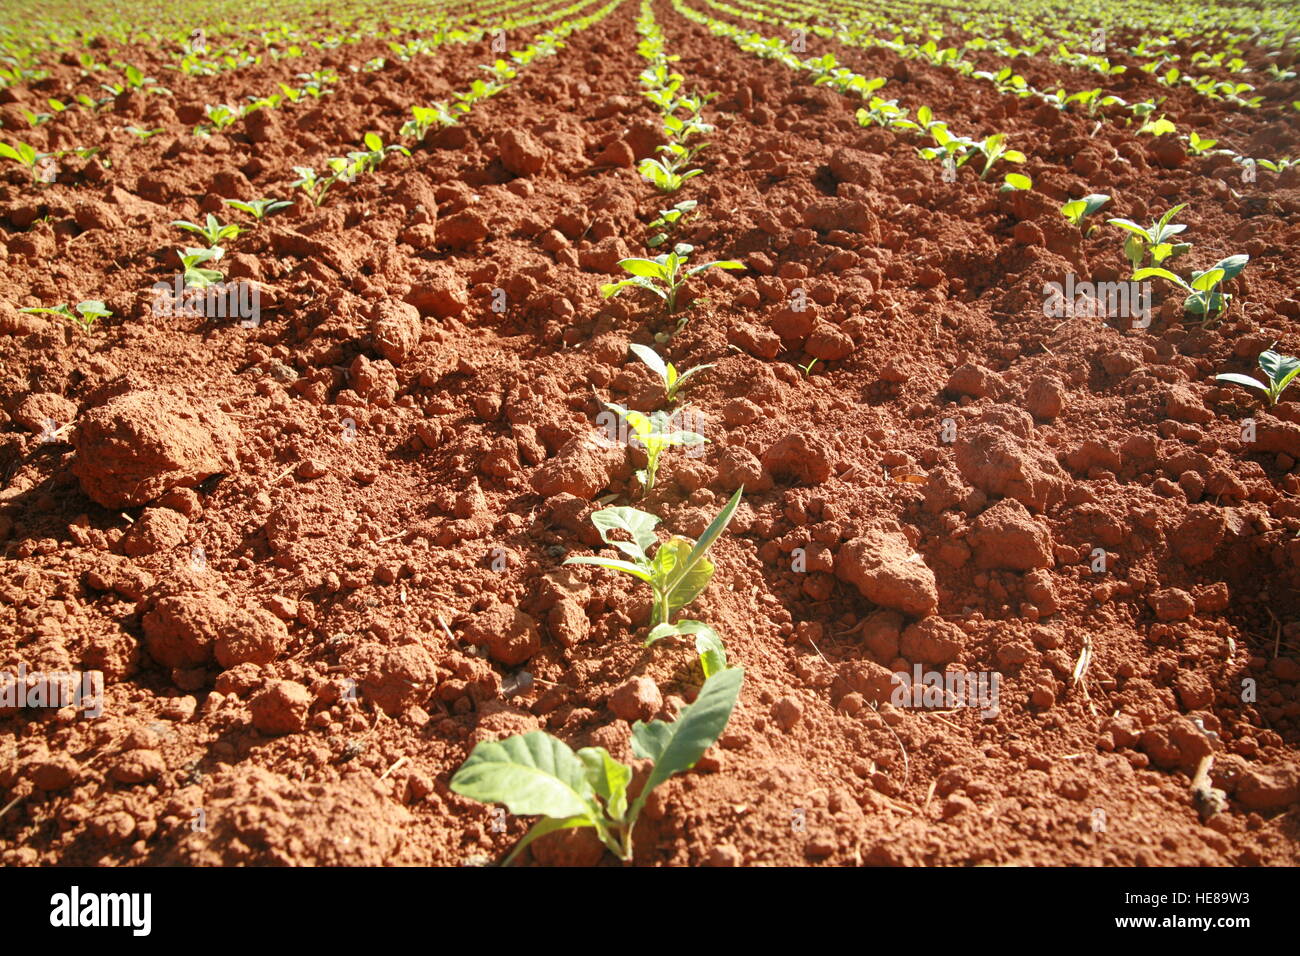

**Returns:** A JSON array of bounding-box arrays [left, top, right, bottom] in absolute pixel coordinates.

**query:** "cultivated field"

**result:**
[[1, 0, 1298, 866]]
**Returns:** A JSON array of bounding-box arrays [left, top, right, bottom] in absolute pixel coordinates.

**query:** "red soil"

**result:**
[[1, 0, 1299, 866]]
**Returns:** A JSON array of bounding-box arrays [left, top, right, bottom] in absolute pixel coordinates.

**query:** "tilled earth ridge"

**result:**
[[0, 0, 1298, 866]]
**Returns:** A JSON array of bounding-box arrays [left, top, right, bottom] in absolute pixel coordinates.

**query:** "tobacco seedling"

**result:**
[[177, 247, 224, 287], [1187, 132, 1218, 155], [564, 486, 743, 627], [351, 132, 409, 173], [225, 197, 291, 221], [646, 199, 696, 247], [400, 103, 458, 139], [1137, 114, 1177, 136], [1108, 203, 1192, 275], [602, 403, 705, 492], [0, 140, 49, 182], [172, 213, 241, 247], [637, 154, 701, 192], [662, 112, 712, 145], [449, 665, 743, 864], [1135, 254, 1248, 322], [601, 246, 744, 314], [1061, 193, 1110, 233], [969, 133, 1026, 181], [291, 166, 334, 205], [856, 96, 916, 129], [1216, 349, 1300, 407], [20, 300, 112, 332], [202, 103, 240, 131], [629, 343, 711, 402], [124, 125, 164, 140]]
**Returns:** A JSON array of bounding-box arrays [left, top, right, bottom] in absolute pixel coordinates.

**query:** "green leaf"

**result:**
[[617, 257, 668, 279], [1212, 254, 1249, 281], [1190, 268, 1225, 292], [686, 259, 745, 276], [1259, 350, 1300, 388], [1108, 218, 1150, 237], [629, 667, 744, 815], [450, 730, 599, 820], [1003, 173, 1032, 190], [590, 506, 660, 562], [679, 486, 743, 577], [563, 555, 655, 584], [646, 620, 728, 677], [1079, 193, 1110, 215], [577, 747, 632, 821], [364, 131, 382, 151], [629, 343, 668, 379], [654, 536, 715, 616], [1133, 266, 1183, 284], [1214, 372, 1267, 393]]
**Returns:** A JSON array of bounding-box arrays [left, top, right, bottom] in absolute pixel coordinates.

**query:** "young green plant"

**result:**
[[602, 403, 705, 492], [20, 300, 112, 332], [564, 486, 743, 629], [1134, 254, 1248, 323], [600, 245, 744, 315], [1108, 203, 1192, 275], [1215, 348, 1299, 407], [172, 213, 241, 247], [177, 247, 224, 288], [628, 343, 711, 402], [1061, 193, 1110, 233], [224, 198, 292, 221], [449, 665, 742, 864], [646, 199, 697, 247]]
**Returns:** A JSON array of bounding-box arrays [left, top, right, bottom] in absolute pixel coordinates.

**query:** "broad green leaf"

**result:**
[[630, 667, 744, 815], [1080, 193, 1110, 215], [450, 730, 599, 820], [1190, 268, 1225, 292], [616, 257, 666, 279], [1214, 372, 1266, 393], [1108, 218, 1150, 237], [1183, 291, 1226, 315], [1259, 350, 1300, 388], [1003, 173, 1032, 190], [577, 747, 631, 821], [629, 343, 668, 379], [590, 505, 659, 561], [656, 536, 714, 616], [1213, 254, 1249, 281], [1133, 267, 1183, 284], [563, 555, 655, 584]]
